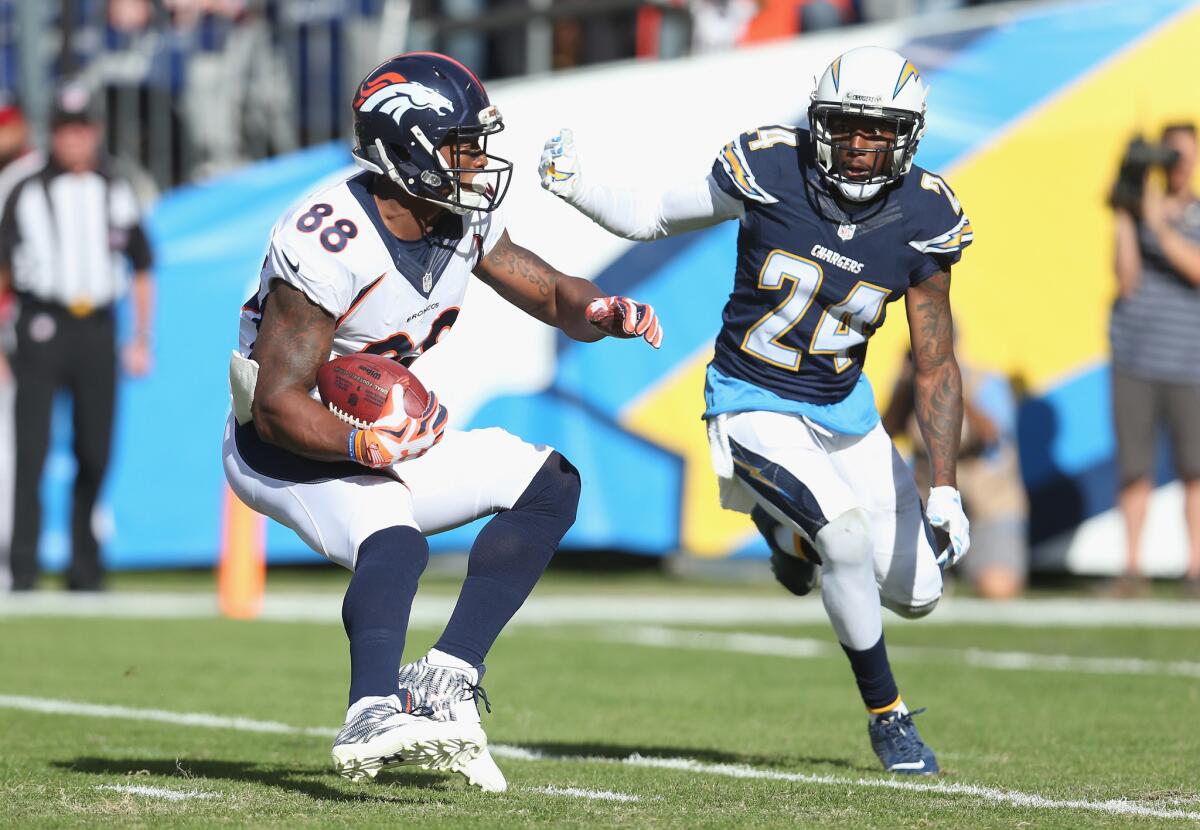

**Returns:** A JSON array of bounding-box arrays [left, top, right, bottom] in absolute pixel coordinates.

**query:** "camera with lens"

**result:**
[[1109, 135, 1181, 215]]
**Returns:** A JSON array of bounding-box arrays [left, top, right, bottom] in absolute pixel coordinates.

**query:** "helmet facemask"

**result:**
[[809, 103, 924, 202], [358, 105, 513, 215]]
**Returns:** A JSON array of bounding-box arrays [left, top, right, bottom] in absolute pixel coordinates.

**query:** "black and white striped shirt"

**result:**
[[0, 159, 153, 311], [1109, 200, 1200, 385]]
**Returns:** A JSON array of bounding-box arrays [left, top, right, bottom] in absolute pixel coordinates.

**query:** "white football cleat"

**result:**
[[456, 746, 507, 792], [397, 654, 507, 792], [331, 693, 484, 782]]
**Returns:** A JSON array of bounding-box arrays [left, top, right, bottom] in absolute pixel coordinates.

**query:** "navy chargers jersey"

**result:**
[[709, 126, 972, 405]]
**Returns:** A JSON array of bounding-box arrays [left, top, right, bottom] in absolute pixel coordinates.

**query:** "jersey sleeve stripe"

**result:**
[[909, 214, 973, 254], [335, 271, 387, 327], [719, 141, 778, 205]]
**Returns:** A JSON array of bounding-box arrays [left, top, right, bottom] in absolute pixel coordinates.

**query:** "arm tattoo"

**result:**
[[476, 230, 601, 339], [907, 271, 962, 487], [477, 230, 562, 319], [248, 280, 348, 459], [253, 280, 335, 397]]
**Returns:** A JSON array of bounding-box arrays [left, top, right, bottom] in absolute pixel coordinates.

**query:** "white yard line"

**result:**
[[4, 591, 1200, 628], [528, 785, 640, 802], [0, 695, 334, 737], [499, 748, 1200, 822], [2, 694, 1197, 822], [95, 784, 219, 802], [606, 626, 1200, 679]]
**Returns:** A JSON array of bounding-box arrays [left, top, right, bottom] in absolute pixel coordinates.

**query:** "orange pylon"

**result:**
[[218, 486, 266, 619]]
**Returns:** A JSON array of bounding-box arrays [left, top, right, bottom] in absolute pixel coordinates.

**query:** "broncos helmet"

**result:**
[[351, 52, 512, 214], [808, 46, 927, 202]]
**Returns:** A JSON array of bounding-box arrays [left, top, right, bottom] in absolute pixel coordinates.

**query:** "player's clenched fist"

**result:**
[[539, 128, 582, 200], [586, 296, 663, 349], [927, 485, 970, 568], [349, 391, 448, 468]]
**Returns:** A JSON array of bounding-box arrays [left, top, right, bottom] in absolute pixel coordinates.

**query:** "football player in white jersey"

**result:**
[[223, 52, 662, 791], [539, 47, 972, 774]]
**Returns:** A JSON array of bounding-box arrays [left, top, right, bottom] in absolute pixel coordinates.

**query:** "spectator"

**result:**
[[739, 0, 849, 45], [883, 353, 1029, 600], [171, 0, 295, 177], [1109, 123, 1200, 598], [551, 7, 637, 72], [0, 87, 154, 591], [853, 0, 962, 22], [690, 0, 761, 54], [80, 0, 187, 185]]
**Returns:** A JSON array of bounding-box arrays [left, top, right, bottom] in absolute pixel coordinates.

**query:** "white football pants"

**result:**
[[713, 410, 943, 649], [222, 415, 553, 570]]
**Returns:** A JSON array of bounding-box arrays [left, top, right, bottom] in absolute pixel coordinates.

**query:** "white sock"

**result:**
[[427, 648, 476, 674]]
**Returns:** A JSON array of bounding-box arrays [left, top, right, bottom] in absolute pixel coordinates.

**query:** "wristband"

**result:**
[[348, 428, 359, 463]]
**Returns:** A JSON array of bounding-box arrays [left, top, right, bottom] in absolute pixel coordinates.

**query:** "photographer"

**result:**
[[1109, 123, 1200, 597]]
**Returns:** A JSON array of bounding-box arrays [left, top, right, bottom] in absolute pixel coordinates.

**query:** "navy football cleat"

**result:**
[[751, 506, 819, 597], [869, 707, 939, 775]]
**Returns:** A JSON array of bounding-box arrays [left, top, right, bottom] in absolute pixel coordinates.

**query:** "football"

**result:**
[[316, 354, 430, 428]]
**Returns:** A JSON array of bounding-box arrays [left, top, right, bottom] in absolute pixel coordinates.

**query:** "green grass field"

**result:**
[[2, 570, 1199, 828]]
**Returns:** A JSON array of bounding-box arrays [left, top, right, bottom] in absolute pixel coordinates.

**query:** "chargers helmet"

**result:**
[[351, 52, 512, 214], [808, 46, 927, 202]]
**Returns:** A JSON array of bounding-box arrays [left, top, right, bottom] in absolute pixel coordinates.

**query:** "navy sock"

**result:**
[[434, 453, 580, 666], [841, 633, 901, 712], [342, 526, 429, 706]]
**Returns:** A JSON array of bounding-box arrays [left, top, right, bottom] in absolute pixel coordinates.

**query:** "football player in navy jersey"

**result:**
[[540, 46, 972, 774], [224, 53, 661, 791]]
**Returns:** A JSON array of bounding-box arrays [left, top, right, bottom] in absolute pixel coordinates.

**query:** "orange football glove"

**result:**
[[585, 296, 663, 349], [348, 390, 448, 468]]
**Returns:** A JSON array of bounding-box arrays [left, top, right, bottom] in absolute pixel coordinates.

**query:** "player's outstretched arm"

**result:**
[[250, 280, 353, 461], [539, 129, 741, 241], [906, 270, 970, 567], [475, 230, 661, 347]]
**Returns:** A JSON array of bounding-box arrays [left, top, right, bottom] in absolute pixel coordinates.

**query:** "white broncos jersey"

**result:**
[[238, 170, 505, 372]]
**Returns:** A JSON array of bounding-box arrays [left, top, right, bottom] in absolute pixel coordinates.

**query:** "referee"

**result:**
[[0, 88, 154, 591]]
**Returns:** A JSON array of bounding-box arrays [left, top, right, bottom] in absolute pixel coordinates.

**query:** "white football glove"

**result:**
[[926, 486, 970, 569], [539, 128, 583, 200], [348, 390, 448, 469]]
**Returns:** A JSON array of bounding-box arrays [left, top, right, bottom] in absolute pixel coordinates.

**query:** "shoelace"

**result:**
[[877, 707, 928, 759], [467, 681, 491, 714], [399, 663, 492, 717]]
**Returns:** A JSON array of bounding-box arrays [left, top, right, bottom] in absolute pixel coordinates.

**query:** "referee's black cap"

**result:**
[[50, 85, 97, 128]]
